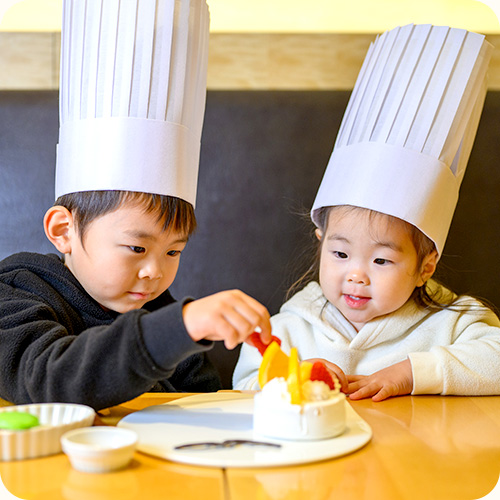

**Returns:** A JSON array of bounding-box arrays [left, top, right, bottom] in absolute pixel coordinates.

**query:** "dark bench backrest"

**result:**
[[1, 90, 500, 387]]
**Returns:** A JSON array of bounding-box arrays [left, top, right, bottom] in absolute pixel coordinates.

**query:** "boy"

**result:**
[[0, 191, 270, 411], [0, 0, 271, 411]]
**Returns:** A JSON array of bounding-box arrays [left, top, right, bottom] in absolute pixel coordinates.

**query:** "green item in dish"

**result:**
[[0, 411, 40, 430]]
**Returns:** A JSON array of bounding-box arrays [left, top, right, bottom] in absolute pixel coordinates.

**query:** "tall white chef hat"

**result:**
[[55, 0, 210, 207], [311, 24, 492, 256]]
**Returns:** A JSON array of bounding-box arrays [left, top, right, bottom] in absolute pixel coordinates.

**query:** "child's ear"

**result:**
[[43, 206, 75, 254], [315, 228, 323, 241], [418, 250, 438, 286]]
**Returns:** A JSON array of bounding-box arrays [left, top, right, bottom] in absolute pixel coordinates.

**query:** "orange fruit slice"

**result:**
[[287, 347, 302, 405], [258, 341, 289, 389]]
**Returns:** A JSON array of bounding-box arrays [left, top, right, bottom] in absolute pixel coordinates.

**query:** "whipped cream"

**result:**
[[259, 377, 291, 403], [254, 376, 346, 440], [301, 380, 332, 401], [259, 376, 338, 405]]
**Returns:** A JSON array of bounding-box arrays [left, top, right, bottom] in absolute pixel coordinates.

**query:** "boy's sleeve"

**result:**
[[0, 286, 216, 410], [140, 299, 222, 392], [162, 352, 221, 393]]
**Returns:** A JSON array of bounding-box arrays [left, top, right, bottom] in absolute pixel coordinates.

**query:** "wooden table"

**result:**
[[1, 393, 499, 500]]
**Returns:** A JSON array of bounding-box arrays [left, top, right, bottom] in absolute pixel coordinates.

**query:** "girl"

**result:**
[[233, 24, 500, 400], [233, 204, 500, 400]]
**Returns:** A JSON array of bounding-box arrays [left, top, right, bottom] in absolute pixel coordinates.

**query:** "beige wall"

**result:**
[[2, 32, 500, 90]]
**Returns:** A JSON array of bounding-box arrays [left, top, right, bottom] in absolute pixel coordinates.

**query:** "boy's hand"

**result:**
[[346, 359, 413, 402], [303, 358, 348, 393], [182, 290, 271, 349]]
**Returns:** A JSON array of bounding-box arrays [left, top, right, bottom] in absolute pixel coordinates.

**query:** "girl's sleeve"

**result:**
[[409, 304, 500, 395], [232, 341, 262, 390]]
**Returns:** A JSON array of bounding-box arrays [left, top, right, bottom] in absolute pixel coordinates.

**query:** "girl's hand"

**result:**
[[346, 359, 413, 401], [182, 290, 271, 350], [303, 357, 348, 393]]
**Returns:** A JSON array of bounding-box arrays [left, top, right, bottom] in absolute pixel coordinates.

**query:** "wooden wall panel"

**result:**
[[207, 33, 375, 89], [0, 33, 58, 89], [1, 32, 500, 90]]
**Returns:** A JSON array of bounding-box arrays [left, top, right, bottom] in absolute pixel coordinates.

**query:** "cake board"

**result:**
[[118, 392, 372, 468]]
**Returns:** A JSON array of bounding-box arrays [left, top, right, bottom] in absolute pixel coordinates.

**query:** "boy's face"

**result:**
[[64, 204, 187, 313], [317, 209, 433, 332]]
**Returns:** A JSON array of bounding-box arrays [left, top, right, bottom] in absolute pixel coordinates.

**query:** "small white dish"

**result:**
[[61, 427, 138, 473], [0, 403, 96, 461]]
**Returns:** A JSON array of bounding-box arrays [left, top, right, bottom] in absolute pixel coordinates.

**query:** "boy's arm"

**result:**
[[163, 352, 221, 393], [140, 289, 271, 373], [0, 260, 269, 409], [0, 288, 213, 410], [182, 290, 272, 349]]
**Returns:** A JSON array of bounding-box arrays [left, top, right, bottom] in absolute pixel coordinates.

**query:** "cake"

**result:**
[[253, 377, 346, 440], [251, 336, 346, 441]]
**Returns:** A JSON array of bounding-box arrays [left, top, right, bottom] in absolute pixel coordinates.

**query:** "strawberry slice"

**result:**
[[249, 332, 282, 356], [310, 361, 336, 390]]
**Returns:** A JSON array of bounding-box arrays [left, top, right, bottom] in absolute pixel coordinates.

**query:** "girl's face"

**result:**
[[316, 208, 437, 332]]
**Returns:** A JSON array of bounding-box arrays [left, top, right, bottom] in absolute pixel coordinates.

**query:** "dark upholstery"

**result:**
[[1, 90, 499, 388]]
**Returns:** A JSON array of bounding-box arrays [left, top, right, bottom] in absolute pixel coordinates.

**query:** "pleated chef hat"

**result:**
[[55, 0, 210, 207], [311, 24, 492, 256]]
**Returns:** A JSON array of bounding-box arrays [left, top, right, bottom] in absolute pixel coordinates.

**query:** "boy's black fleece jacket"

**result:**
[[0, 252, 221, 410]]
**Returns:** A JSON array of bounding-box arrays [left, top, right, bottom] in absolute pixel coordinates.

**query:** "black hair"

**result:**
[[55, 190, 196, 242]]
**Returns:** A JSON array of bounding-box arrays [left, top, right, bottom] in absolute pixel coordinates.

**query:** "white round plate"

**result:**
[[118, 392, 372, 468]]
